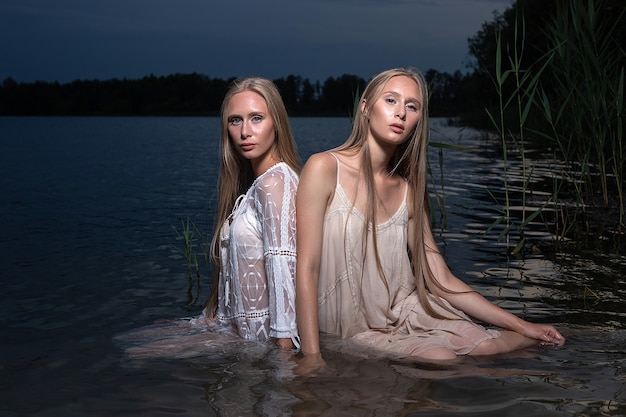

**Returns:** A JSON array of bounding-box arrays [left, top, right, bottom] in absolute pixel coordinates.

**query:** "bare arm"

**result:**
[[295, 153, 337, 360], [409, 207, 564, 346]]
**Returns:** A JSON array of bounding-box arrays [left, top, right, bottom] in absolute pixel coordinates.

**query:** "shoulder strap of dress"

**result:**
[[327, 152, 340, 187], [403, 179, 409, 203]]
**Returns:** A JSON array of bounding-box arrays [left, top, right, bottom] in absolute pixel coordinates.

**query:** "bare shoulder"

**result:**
[[301, 152, 337, 182], [299, 152, 337, 199], [304, 152, 337, 171]]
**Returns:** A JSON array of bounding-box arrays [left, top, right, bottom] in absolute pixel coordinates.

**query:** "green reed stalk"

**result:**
[[485, 31, 512, 249], [484, 15, 552, 253], [536, 90, 579, 240], [507, 17, 553, 251], [614, 69, 625, 227], [172, 217, 203, 307]]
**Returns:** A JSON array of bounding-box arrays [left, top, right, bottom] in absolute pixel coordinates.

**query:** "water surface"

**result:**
[[1, 116, 624, 416]]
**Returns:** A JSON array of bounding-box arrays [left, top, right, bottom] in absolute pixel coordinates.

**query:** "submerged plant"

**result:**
[[171, 216, 210, 307]]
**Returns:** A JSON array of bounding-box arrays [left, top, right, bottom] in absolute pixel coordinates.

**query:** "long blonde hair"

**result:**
[[336, 67, 455, 319], [205, 77, 300, 318]]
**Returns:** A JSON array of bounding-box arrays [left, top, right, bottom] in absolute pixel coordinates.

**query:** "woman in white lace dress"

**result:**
[[295, 68, 564, 374], [202, 77, 300, 349]]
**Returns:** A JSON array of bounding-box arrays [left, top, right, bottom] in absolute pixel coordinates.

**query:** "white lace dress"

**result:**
[[215, 162, 299, 343]]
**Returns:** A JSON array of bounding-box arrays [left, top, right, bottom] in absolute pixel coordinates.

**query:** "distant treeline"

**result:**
[[2, 0, 622, 121], [0, 71, 466, 118]]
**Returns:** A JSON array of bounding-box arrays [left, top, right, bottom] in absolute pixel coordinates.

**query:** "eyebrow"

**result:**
[[227, 111, 267, 118], [383, 90, 421, 103]]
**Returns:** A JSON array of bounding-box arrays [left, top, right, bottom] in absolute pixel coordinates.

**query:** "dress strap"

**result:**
[[402, 179, 409, 203], [327, 152, 340, 187]]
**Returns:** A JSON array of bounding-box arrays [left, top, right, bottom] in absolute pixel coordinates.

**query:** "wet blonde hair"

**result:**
[[206, 77, 300, 318], [336, 67, 456, 319]]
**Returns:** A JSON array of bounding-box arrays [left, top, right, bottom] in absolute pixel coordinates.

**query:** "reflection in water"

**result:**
[[288, 356, 446, 416], [115, 318, 626, 416]]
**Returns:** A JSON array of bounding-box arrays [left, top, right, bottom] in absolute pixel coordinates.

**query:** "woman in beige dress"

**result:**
[[295, 68, 564, 374]]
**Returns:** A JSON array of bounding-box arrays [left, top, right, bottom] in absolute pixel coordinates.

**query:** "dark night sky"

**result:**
[[0, 0, 514, 83]]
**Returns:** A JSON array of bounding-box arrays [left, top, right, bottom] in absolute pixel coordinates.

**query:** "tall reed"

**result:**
[[483, 15, 551, 253], [482, 0, 625, 252], [539, 0, 625, 231]]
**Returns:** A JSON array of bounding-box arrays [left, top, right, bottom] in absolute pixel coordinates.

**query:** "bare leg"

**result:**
[[417, 347, 458, 361]]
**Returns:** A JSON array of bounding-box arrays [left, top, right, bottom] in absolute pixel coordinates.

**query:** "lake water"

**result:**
[[1, 116, 625, 416]]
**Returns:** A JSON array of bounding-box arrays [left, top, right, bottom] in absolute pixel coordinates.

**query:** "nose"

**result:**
[[240, 121, 251, 139], [396, 106, 406, 120]]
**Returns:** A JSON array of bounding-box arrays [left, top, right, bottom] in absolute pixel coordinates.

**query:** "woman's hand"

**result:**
[[294, 352, 327, 377], [276, 338, 296, 350], [521, 322, 565, 347]]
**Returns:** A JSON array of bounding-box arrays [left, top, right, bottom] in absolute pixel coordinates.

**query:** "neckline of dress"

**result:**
[[229, 162, 287, 219], [335, 183, 406, 229]]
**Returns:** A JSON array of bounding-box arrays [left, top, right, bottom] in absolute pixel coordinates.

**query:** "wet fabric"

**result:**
[[207, 162, 299, 342], [317, 153, 499, 357]]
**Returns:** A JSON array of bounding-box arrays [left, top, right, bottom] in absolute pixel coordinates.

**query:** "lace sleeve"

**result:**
[[254, 165, 299, 341]]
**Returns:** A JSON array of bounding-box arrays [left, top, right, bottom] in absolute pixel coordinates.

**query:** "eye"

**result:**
[[406, 103, 419, 112], [385, 97, 396, 105], [251, 114, 263, 122], [229, 116, 242, 125]]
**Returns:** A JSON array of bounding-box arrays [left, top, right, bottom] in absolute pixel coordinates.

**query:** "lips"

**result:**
[[390, 123, 404, 133], [240, 142, 255, 151]]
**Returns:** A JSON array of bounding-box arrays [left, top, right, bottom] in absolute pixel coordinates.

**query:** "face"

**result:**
[[226, 90, 278, 174], [364, 75, 423, 147]]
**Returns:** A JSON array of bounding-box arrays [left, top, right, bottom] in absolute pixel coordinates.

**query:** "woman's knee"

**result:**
[[418, 347, 457, 361], [469, 338, 500, 356]]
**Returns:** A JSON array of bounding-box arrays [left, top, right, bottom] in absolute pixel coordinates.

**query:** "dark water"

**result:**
[[1, 116, 624, 416]]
